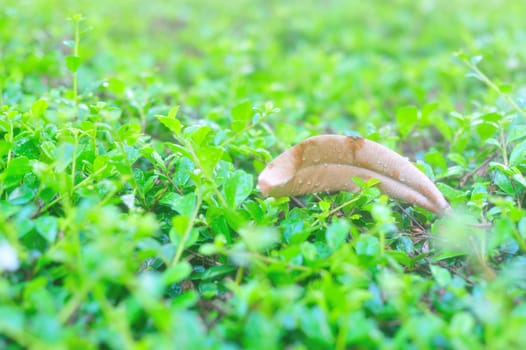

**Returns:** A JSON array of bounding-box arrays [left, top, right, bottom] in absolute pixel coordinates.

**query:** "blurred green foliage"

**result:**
[[1, 0, 526, 348]]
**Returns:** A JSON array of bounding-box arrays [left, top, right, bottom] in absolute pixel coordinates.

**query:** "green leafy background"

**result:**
[[1, 0, 526, 348]]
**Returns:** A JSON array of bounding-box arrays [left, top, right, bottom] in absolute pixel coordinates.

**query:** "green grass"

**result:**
[[1, 0, 526, 348]]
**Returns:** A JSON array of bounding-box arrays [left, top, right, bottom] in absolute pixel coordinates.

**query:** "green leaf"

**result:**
[[4, 157, 32, 178], [163, 261, 192, 285], [0, 306, 25, 335], [300, 306, 334, 345], [63, 40, 75, 48], [509, 139, 526, 167], [498, 83, 513, 94], [489, 218, 515, 250], [430, 265, 452, 287], [300, 241, 318, 261], [387, 250, 413, 267], [54, 142, 75, 172], [0, 140, 12, 158], [65, 55, 81, 72], [232, 101, 252, 121], [35, 216, 59, 242], [494, 170, 515, 194], [231, 101, 252, 131], [470, 55, 483, 65], [117, 123, 142, 144], [450, 312, 475, 335], [475, 120, 498, 140], [168, 105, 180, 119], [436, 183, 468, 201], [106, 77, 126, 94], [199, 282, 218, 298], [157, 106, 182, 135], [160, 193, 197, 216], [507, 125, 526, 143], [196, 146, 223, 177], [8, 185, 35, 205], [281, 209, 312, 244], [396, 106, 418, 137], [170, 215, 195, 247], [355, 235, 379, 256], [325, 218, 350, 251], [424, 150, 447, 171], [223, 170, 253, 208], [198, 265, 237, 280], [31, 99, 48, 118], [239, 226, 279, 252], [188, 125, 211, 145]]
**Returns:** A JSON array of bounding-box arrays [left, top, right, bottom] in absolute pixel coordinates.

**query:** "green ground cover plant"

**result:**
[[1, 0, 526, 348]]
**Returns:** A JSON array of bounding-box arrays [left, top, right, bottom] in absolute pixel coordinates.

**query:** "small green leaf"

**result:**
[[65, 55, 81, 72], [63, 40, 75, 48], [281, 209, 312, 244], [187, 125, 211, 145], [8, 185, 35, 205], [117, 123, 142, 144], [436, 183, 468, 201], [157, 106, 182, 135], [513, 173, 526, 188], [0, 306, 25, 334], [199, 265, 237, 280], [498, 83, 513, 94], [450, 312, 475, 335], [170, 215, 193, 246], [160, 193, 197, 216], [475, 121, 498, 140], [168, 105, 180, 119], [231, 101, 252, 132], [489, 217, 515, 250], [507, 125, 526, 143], [199, 282, 218, 298], [509, 139, 526, 167], [4, 157, 32, 178], [196, 146, 223, 177], [106, 77, 126, 95], [387, 250, 413, 267], [494, 170, 515, 194], [325, 218, 350, 251], [470, 55, 483, 65], [163, 261, 192, 285], [396, 106, 418, 137], [35, 216, 59, 242], [430, 265, 452, 287], [232, 101, 252, 122], [300, 241, 318, 261], [31, 99, 48, 118], [355, 235, 379, 256], [300, 306, 334, 345], [223, 170, 253, 208], [239, 226, 279, 252], [54, 142, 75, 172], [455, 51, 467, 60]]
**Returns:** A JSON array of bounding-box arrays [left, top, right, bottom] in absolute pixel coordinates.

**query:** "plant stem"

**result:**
[[180, 137, 229, 207], [235, 266, 245, 285], [463, 59, 526, 118], [59, 279, 95, 324], [118, 141, 145, 204], [41, 164, 108, 213], [172, 190, 203, 266], [71, 131, 78, 197], [73, 17, 80, 117]]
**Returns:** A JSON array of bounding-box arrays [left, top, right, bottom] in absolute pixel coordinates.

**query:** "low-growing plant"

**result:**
[[1, 0, 526, 349]]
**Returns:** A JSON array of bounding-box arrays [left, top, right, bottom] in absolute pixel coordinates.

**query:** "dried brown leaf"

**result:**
[[258, 135, 450, 215]]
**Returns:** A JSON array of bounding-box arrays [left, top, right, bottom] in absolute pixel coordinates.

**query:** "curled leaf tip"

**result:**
[[258, 135, 450, 215]]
